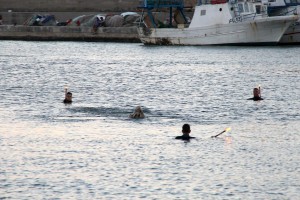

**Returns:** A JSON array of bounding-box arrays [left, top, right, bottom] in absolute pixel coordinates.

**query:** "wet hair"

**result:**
[[66, 92, 72, 95], [129, 106, 145, 119], [253, 88, 260, 95], [182, 124, 190, 132]]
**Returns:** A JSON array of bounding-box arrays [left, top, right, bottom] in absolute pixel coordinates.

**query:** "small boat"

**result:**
[[268, 0, 300, 44], [137, 0, 299, 45]]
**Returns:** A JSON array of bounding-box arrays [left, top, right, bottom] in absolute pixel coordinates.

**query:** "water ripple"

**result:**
[[0, 41, 299, 199]]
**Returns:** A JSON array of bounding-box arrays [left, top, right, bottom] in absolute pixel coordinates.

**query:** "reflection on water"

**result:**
[[0, 41, 299, 199]]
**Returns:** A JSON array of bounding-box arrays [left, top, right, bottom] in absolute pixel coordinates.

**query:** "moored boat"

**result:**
[[267, 0, 300, 44], [137, 0, 299, 45]]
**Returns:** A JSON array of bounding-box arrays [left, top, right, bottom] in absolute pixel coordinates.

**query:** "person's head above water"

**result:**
[[135, 106, 142, 113], [182, 124, 191, 136], [175, 124, 195, 140], [129, 106, 145, 119], [65, 92, 72, 101], [64, 88, 72, 103], [253, 88, 260, 98], [248, 87, 263, 101]]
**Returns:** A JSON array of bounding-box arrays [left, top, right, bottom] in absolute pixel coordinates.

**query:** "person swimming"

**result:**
[[63, 88, 72, 104], [175, 124, 195, 140], [248, 87, 263, 101], [129, 106, 145, 119]]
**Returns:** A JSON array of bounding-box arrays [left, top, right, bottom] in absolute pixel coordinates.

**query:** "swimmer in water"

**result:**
[[248, 87, 263, 101], [175, 124, 195, 140], [63, 88, 72, 104], [129, 106, 145, 119]]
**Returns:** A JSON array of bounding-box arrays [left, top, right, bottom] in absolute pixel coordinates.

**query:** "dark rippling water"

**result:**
[[0, 41, 299, 199]]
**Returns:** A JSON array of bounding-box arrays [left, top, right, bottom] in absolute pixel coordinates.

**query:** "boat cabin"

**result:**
[[139, 0, 268, 29], [138, 0, 189, 28], [266, 0, 300, 16]]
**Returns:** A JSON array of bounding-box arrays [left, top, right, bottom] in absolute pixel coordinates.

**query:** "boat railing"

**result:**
[[278, 7, 297, 16], [268, 6, 297, 17], [285, 0, 300, 6], [138, 0, 189, 29], [241, 13, 257, 21]]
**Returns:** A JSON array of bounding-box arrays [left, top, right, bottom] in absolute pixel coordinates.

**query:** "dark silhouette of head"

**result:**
[[253, 88, 260, 98], [182, 124, 191, 135], [65, 92, 72, 101]]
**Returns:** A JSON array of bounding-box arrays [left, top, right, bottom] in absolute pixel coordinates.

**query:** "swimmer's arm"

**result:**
[[64, 88, 68, 98]]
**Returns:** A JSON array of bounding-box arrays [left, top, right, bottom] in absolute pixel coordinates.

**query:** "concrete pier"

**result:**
[[0, 25, 140, 42], [0, 0, 196, 42]]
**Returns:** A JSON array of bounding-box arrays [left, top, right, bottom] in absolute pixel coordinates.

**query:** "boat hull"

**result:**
[[280, 22, 300, 44], [138, 15, 298, 46]]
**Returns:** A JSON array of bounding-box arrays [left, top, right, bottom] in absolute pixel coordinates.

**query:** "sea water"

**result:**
[[0, 41, 299, 199]]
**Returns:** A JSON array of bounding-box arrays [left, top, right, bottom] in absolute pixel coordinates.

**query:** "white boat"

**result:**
[[137, 0, 299, 45], [267, 0, 300, 44]]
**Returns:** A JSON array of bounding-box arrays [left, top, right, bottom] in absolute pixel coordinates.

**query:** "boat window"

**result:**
[[198, 0, 207, 5], [238, 3, 244, 13], [261, 5, 267, 13], [198, 0, 204, 5], [244, 3, 249, 12], [255, 5, 261, 14], [250, 4, 254, 12], [201, 10, 206, 16]]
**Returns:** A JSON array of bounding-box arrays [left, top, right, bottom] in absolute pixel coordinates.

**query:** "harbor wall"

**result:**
[[0, 25, 140, 42], [0, 0, 196, 25], [0, 0, 196, 42]]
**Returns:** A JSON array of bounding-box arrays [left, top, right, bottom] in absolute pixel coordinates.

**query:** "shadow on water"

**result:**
[[54, 106, 183, 124]]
